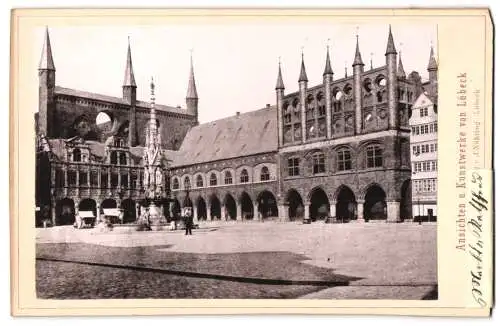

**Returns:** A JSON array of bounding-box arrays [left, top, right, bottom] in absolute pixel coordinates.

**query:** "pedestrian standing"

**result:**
[[184, 208, 193, 235]]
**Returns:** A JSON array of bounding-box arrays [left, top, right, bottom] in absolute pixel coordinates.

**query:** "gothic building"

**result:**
[[35, 27, 197, 226], [35, 26, 438, 226]]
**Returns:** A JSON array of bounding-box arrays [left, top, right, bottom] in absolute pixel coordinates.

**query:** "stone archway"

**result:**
[[120, 198, 136, 223], [196, 197, 207, 221], [364, 184, 387, 221], [240, 192, 254, 220], [209, 195, 221, 220], [223, 194, 237, 220], [257, 190, 278, 220], [335, 186, 356, 222], [309, 187, 330, 222], [78, 198, 97, 216], [286, 189, 303, 221], [56, 198, 75, 225]]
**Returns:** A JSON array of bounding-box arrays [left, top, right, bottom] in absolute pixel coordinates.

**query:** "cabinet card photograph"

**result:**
[[10, 8, 493, 317]]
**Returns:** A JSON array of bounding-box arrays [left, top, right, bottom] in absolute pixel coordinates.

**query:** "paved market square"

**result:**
[[36, 222, 437, 299]]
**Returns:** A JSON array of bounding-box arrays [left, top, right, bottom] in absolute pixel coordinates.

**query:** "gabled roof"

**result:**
[[172, 106, 277, 167], [54, 86, 191, 115]]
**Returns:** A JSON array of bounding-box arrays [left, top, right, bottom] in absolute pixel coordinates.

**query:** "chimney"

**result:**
[[236, 111, 240, 116], [266, 104, 270, 108]]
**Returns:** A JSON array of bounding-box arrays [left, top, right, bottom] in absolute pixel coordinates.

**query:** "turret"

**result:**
[[385, 25, 398, 129], [323, 45, 333, 138], [186, 52, 199, 122], [397, 50, 406, 80], [298, 52, 308, 142], [427, 46, 438, 100], [38, 26, 56, 137], [352, 34, 364, 134], [275, 60, 285, 147], [122, 37, 137, 146]]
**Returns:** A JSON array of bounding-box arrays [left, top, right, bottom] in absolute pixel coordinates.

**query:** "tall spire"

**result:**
[[397, 50, 406, 79], [275, 59, 285, 90], [427, 45, 438, 71], [39, 26, 55, 71], [186, 51, 198, 99], [352, 34, 364, 66], [298, 51, 308, 82], [323, 45, 333, 76], [149, 77, 156, 128], [123, 37, 137, 87], [385, 25, 397, 55]]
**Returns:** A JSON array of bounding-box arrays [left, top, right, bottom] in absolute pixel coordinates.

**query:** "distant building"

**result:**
[[409, 92, 438, 221]]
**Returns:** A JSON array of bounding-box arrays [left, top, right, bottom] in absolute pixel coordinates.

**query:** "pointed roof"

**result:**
[[275, 62, 285, 90], [123, 37, 137, 87], [186, 53, 198, 99], [39, 26, 55, 70], [427, 46, 438, 71], [385, 25, 397, 55], [397, 51, 406, 78], [352, 35, 364, 66], [323, 46, 333, 76], [298, 53, 308, 82]]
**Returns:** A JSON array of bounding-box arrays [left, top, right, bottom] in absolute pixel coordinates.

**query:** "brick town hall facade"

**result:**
[[35, 26, 438, 226]]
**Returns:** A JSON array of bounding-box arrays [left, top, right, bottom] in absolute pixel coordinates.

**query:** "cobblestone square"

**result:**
[[36, 222, 437, 299]]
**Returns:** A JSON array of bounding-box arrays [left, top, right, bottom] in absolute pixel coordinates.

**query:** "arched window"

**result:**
[[260, 166, 270, 181], [240, 169, 249, 183], [119, 152, 127, 165], [110, 151, 118, 164], [196, 175, 204, 188], [224, 171, 233, 185], [209, 173, 217, 186], [73, 148, 81, 162], [184, 176, 191, 190], [366, 145, 383, 168], [172, 177, 179, 190], [312, 152, 326, 174], [337, 149, 352, 171]]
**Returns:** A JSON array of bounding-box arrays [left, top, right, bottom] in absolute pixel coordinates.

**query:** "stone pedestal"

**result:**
[[386, 201, 401, 223]]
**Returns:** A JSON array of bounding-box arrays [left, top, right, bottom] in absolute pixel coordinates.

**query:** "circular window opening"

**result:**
[[96, 112, 113, 132]]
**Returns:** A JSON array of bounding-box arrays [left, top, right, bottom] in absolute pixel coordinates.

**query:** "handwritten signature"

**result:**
[[468, 171, 488, 307]]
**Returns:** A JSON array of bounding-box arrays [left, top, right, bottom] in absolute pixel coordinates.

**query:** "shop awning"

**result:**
[[103, 208, 121, 217]]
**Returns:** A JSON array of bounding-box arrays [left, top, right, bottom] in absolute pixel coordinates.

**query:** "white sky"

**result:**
[[34, 23, 437, 124]]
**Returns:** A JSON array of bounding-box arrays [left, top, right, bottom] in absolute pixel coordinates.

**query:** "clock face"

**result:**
[[284, 129, 292, 142], [378, 109, 387, 119]]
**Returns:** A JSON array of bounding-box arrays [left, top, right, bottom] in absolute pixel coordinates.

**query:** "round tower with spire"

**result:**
[[323, 44, 334, 139], [385, 25, 399, 129], [352, 31, 364, 134], [38, 26, 56, 138], [123, 37, 138, 146], [275, 58, 285, 147], [298, 51, 308, 143], [186, 51, 199, 123]]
